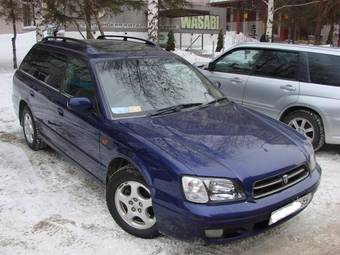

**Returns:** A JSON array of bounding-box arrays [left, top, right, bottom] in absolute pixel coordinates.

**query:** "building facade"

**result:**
[[0, 0, 226, 49], [0, 0, 35, 34], [209, 0, 339, 44]]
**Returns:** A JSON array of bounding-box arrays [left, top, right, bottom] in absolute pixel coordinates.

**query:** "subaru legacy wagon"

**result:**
[[199, 43, 340, 151], [12, 36, 321, 242]]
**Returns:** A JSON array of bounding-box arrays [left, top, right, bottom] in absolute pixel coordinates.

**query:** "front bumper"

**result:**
[[153, 165, 321, 243]]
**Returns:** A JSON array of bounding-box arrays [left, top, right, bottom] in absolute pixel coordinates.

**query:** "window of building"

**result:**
[[22, 1, 35, 27]]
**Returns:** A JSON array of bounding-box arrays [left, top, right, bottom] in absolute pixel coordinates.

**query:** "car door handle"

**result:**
[[57, 107, 64, 116], [280, 84, 296, 92], [47, 120, 60, 127], [230, 77, 242, 84], [30, 90, 35, 97]]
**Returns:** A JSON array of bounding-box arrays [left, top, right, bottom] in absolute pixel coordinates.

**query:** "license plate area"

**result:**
[[269, 193, 313, 226]]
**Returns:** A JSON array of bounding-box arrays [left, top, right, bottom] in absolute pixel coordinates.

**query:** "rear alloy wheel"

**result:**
[[106, 165, 159, 238], [22, 106, 47, 151], [283, 110, 325, 151]]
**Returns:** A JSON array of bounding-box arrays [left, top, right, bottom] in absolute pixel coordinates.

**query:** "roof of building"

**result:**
[[37, 36, 173, 59], [233, 42, 340, 55]]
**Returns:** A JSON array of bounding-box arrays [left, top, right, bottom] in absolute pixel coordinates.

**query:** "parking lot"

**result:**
[[0, 69, 339, 255]]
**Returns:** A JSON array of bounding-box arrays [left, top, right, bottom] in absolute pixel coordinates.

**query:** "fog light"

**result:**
[[205, 229, 223, 238]]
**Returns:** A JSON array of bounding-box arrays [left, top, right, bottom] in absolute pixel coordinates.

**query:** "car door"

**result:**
[[56, 56, 104, 178], [19, 48, 67, 143], [243, 49, 300, 119], [202, 48, 261, 104]]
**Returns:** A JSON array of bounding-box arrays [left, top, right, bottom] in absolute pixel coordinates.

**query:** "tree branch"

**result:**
[[274, 0, 321, 13]]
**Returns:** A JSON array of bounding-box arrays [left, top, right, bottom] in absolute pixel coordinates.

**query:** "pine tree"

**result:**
[[0, 0, 20, 68], [216, 29, 224, 52], [166, 30, 175, 51], [44, 0, 144, 39]]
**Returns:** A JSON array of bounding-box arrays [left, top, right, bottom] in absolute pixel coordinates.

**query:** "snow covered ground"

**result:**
[[0, 32, 340, 254]]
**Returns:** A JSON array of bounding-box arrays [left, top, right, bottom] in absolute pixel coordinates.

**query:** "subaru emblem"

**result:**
[[282, 174, 289, 185]]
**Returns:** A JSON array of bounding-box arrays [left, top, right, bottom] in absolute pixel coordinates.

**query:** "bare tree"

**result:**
[[33, 0, 44, 41], [0, 0, 20, 68], [147, 0, 190, 43], [147, 0, 158, 43], [262, 0, 322, 42]]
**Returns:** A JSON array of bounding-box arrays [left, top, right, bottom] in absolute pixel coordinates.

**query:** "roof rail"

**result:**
[[97, 35, 156, 46], [42, 36, 89, 45]]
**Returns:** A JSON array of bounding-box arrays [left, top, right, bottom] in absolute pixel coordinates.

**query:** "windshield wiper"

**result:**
[[198, 97, 229, 109], [148, 103, 203, 117]]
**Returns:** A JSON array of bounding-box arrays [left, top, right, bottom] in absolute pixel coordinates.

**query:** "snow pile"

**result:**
[[224, 31, 258, 50], [198, 31, 258, 57], [173, 49, 211, 64], [0, 31, 36, 70]]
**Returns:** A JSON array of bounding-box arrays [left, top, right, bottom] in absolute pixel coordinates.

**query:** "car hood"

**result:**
[[119, 103, 307, 183]]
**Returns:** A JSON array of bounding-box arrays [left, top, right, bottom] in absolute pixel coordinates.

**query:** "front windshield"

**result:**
[[95, 57, 224, 117]]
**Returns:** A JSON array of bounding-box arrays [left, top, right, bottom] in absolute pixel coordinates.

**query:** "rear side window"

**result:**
[[253, 50, 298, 80], [308, 53, 340, 86], [20, 48, 67, 89], [214, 49, 261, 75]]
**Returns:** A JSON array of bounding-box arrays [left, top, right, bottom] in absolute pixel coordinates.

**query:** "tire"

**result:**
[[282, 110, 325, 151], [22, 106, 47, 151], [106, 165, 160, 239]]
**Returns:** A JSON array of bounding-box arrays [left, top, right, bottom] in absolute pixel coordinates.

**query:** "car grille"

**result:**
[[253, 166, 309, 199]]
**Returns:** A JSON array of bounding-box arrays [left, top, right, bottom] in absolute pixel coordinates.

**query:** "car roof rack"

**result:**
[[42, 36, 89, 45], [97, 35, 156, 46]]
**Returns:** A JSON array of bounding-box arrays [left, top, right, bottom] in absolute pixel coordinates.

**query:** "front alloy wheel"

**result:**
[[114, 181, 155, 230], [106, 165, 159, 239]]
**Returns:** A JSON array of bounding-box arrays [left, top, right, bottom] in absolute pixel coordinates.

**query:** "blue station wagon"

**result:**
[[12, 36, 321, 242]]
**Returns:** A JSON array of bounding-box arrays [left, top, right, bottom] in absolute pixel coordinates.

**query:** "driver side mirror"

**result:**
[[67, 97, 93, 112], [207, 62, 215, 71]]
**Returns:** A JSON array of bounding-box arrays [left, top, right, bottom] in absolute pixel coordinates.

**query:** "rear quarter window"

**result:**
[[308, 53, 340, 86], [20, 48, 67, 89]]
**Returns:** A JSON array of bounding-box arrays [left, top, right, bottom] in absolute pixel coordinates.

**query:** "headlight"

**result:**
[[181, 176, 245, 203], [308, 143, 317, 171]]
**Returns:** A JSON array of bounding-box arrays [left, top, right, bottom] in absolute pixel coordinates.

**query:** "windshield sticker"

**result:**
[[111, 106, 142, 114]]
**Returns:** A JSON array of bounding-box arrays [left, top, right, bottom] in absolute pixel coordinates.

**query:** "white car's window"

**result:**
[[309, 53, 340, 86], [253, 50, 298, 80], [214, 49, 261, 75]]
